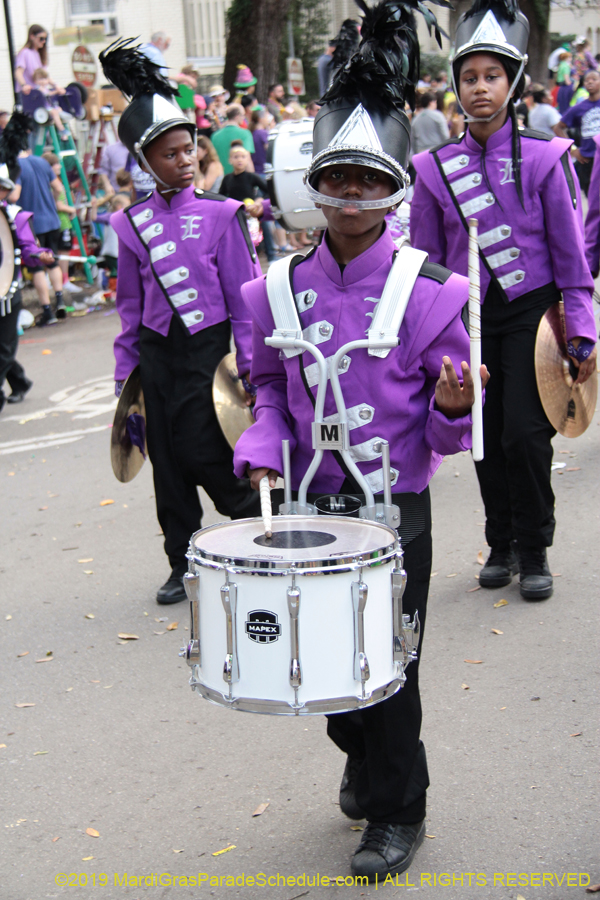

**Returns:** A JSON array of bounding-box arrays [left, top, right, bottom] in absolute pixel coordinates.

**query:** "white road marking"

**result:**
[[2, 375, 117, 423], [0, 424, 111, 455]]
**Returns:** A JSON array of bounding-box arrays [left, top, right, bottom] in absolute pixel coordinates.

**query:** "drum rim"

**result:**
[[187, 514, 399, 572], [189, 671, 404, 716]]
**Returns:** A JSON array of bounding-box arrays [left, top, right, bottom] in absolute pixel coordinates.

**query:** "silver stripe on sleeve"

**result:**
[[140, 222, 163, 244], [323, 404, 375, 432], [486, 247, 520, 269], [150, 241, 177, 263], [132, 208, 153, 227], [498, 269, 525, 289], [180, 309, 205, 328], [449, 172, 484, 196], [302, 320, 334, 345], [159, 266, 189, 289], [460, 193, 495, 217], [170, 288, 198, 309], [441, 154, 469, 176], [478, 224, 511, 249], [304, 355, 351, 388]]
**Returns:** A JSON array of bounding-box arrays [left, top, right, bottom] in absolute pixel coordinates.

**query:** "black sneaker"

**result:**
[[339, 756, 365, 820], [55, 296, 67, 319], [37, 307, 58, 327], [351, 820, 426, 882], [518, 548, 553, 601], [156, 573, 187, 605], [7, 378, 33, 403], [479, 544, 519, 588]]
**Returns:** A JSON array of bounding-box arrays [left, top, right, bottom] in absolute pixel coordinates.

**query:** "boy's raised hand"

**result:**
[[435, 356, 490, 419]]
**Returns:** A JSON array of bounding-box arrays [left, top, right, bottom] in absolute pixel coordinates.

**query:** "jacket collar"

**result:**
[[152, 183, 196, 211], [464, 116, 513, 154], [316, 224, 396, 286]]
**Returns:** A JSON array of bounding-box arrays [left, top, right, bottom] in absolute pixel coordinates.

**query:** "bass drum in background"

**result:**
[[264, 119, 327, 232]]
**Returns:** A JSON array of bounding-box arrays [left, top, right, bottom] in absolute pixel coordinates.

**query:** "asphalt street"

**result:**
[[1, 307, 598, 900]]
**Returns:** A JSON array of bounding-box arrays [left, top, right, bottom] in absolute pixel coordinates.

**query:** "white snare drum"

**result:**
[[181, 516, 419, 716], [264, 120, 327, 232]]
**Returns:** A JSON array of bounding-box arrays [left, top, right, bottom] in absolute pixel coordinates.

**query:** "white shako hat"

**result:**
[[304, 0, 451, 211], [451, 0, 530, 101], [99, 38, 195, 160]]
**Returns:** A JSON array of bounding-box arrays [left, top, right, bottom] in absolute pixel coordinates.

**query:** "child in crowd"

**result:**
[[42, 152, 78, 292], [219, 142, 276, 262], [99, 38, 261, 604], [32, 68, 69, 139]]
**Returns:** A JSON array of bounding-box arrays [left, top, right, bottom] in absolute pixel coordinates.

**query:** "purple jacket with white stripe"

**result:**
[[233, 227, 474, 496], [111, 185, 261, 381], [411, 119, 596, 343]]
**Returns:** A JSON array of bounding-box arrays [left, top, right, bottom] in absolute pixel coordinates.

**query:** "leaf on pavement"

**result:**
[[466, 586, 481, 592], [425, 834, 436, 839], [172, 848, 184, 853], [350, 825, 363, 831], [83, 570, 94, 575], [42, 349, 52, 355], [446, 573, 457, 578], [85, 613, 95, 619], [166, 622, 178, 631], [153, 631, 165, 635], [464, 659, 483, 664], [100, 499, 114, 506], [17, 651, 29, 657], [35, 656, 54, 663], [252, 802, 269, 817], [491, 628, 503, 635], [15, 703, 35, 708], [52, 836, 60, 842], [0, 744, 6, 749], [477, 550, 485, 565], [66, 688, 73, 692], [78, 558, 93, 563], [517, 895, 526, 900], [33, 750, 48, 755], [82, 856, 94, 861], [212, 844, 236, 856], [494, 598, 509, 608], [461, 683, 469, 690], [155, 617, 168, 622], [39, 506, 48, 511], [585, 884, 600, 893], [565, 467, 581, 471], [86, 828, 100, 838], [117, 633, 139, 640], [570, 732, 582, 737], [5, 614, 12, 620]]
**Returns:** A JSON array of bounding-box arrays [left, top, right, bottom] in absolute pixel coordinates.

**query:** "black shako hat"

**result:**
[[99, 38, 195, 160], [305, 0, 451, 203], [452, 0, 529, 99]]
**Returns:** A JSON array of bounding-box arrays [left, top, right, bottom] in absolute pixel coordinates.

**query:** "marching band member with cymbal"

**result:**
[[411, 0, 597, 601], [234, 0, 488, 881], [99, 40, 261, 605]]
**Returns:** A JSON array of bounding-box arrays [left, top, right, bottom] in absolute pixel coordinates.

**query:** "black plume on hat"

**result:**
[[0, 110, 33, 182], [323, 0, 451, 114], [99, 37, 178, 100], [331, 19, 361, 71]]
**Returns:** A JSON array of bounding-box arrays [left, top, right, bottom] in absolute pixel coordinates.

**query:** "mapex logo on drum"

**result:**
[[300, 141, 313, 155], [245, 610, 281, 643]]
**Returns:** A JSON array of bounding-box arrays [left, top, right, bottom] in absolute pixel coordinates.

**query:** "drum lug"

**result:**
[[287, 574, 302, 701], [402, 610, 420, 664], [351, 580, 370, 694], [391, 561, 407, 664], [182, 572, 200, 667], [220, 574, 240, 689]]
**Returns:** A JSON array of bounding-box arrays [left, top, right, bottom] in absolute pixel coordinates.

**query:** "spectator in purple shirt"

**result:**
[[15, 25, 49, 93], [249, 107, 273, 174], [557, 69, 600, 195]]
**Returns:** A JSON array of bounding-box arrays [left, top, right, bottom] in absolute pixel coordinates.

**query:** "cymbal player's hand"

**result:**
[[571, 345, 597, 384], [435, 356, 490, 418], [248, 467, 279, 491]]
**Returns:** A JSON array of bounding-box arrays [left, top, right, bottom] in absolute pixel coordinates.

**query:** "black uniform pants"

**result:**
[[139, 317, 260, 575], [0, 296, 28, 406], [326, 488, 432, 824], [474, 283, 558, 550]]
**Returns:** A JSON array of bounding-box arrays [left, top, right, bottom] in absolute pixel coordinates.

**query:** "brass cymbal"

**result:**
[[110, 365, 148, 483], [535, 302, 597, 438], [213, 352, 255, 450]]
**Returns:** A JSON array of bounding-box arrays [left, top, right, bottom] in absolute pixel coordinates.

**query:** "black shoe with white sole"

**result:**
[[351, 820, 426, 882]]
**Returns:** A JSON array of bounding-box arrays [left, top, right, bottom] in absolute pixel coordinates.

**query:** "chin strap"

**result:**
[[453, 57, 526, 125], [136, 130, 199, 194]]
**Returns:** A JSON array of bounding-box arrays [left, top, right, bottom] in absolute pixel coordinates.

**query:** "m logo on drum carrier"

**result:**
[[245, 610, 281, 643], [312, 420, 349, 450]]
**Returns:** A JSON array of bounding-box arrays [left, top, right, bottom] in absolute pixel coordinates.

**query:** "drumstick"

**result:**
[[467, 217, 484, 462], [259, 475, 272, 539]]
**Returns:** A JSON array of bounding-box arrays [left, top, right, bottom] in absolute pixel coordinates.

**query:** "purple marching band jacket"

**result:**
[[5, 202, 51, 268], [233, 226, 474, 495], [110, 184, 261, 381], [584, 133, 600, 278], [411, 118, 597, 343]]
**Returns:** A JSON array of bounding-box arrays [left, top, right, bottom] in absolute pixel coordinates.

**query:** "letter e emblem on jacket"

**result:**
[[181, 215, 203, 239]]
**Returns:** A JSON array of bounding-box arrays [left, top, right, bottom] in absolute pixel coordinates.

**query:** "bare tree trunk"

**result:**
[[223, 0, 293, 102]]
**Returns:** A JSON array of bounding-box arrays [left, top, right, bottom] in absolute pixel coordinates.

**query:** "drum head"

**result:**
[[0, 209, 16, 299], [192, 515, 397, 570]]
